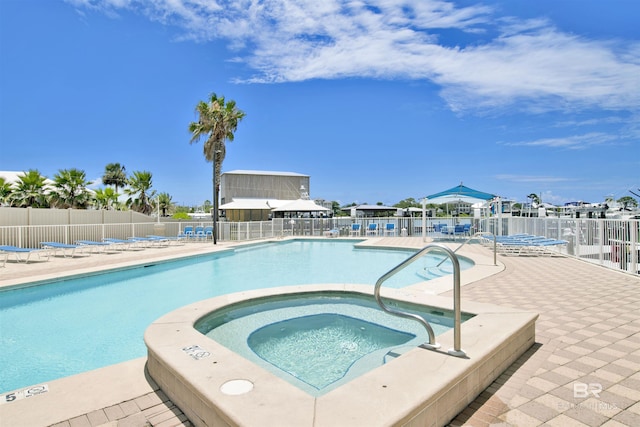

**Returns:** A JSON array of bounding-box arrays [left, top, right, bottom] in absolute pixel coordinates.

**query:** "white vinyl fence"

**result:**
[[1, 214, 637, 276]]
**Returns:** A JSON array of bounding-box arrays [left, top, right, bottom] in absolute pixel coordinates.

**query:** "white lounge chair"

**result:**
[[0, 245, 50, 263], [41, 242, 88, 258]]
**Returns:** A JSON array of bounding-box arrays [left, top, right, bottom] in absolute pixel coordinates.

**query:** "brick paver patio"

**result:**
[[3, 238, 638, 426]]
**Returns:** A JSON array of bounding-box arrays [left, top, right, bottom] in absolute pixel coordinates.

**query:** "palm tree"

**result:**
[[10, 169, 50, 208], [189, 93, 246, 244], [125, 170, 154, 214], [50, 168, 92, 209], [527, 193, 541, 207], [0, 177, 12, 206], [156, 192, 173, 217], [93, 187, 119, 210], [102, 163, 127, 199]]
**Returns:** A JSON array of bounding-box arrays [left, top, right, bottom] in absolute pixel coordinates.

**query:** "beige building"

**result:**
[[220, 170, 310, 204]]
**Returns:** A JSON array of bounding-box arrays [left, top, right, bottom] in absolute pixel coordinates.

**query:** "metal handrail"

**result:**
[[374, 243, 466, 357], [436, 231, 497, 268]]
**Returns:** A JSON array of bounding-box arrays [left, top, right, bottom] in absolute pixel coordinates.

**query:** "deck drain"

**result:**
[[220, 379, 254, 395]]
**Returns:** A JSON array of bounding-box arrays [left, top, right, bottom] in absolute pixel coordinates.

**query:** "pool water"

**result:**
[[197, 292, 471, 396], [249, 314, 415, 390], [0, 240, 472, 394]]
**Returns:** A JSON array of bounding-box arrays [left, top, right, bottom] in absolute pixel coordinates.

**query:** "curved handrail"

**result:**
[[374, 243, 465, 356], [436, 231, 497, 268]]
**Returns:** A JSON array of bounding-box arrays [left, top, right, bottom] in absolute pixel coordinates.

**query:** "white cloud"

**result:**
[[495, 174, 571, 183], [67, 0, 640, 113], [503, 132, 620, 150]]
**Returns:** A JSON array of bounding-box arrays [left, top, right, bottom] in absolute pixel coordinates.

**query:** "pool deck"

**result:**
[[1, 237, 639, 427]]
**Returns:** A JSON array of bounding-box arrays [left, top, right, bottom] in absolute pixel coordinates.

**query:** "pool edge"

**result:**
[[144, 284, 538, 427]]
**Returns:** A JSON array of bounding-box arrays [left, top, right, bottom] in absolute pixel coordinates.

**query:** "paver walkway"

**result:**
[[3, 238, 639, 426], [448, 252, 640, 427]]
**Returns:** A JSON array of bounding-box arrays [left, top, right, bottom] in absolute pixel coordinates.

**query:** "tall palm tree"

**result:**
[[93, 187, 119, 210], [125, 170, 154, 214], [189, 93, 246, 244], [50, 168, 92, 209], [102, 163, 127, 198], [10, 169, 50, 208]]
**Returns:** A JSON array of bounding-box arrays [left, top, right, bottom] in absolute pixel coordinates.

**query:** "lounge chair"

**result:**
[[366, 223, 378, 236], [203, 226, 214, 240], [75, 240, 121, 253], [384, 223, 397, 236], [192, 226, 205, 241], [147, 235, 184, 245], [41, 242, 88, 258], [349, 224, 361, 237], [0, 245, 50, 263], [178, 226, 194, 241], [128, 236, 170, 247], [103, 238, 140, 250], [323, 229, 340, 238]]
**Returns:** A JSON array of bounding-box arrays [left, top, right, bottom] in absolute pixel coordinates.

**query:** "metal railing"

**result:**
[[482, 217, 639, 275], [374, 243, 466, 357], [1, 215, 637, 275]]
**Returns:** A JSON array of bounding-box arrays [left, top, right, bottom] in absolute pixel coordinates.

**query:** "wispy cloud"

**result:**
[[502, 132, 620, 150], [67, 0, 640, 113], [495, 174, 571, 183]]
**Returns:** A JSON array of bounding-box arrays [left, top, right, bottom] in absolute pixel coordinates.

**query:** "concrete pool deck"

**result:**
[[1, 237, 639, 426]]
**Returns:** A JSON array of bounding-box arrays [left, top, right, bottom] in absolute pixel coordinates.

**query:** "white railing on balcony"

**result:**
[[1, 216, 637, 276]]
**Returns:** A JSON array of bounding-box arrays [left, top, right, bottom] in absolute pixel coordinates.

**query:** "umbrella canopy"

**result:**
[[426, 194, 489, 205], [425, 183, 495, 201], [271, 199, 330, 212]]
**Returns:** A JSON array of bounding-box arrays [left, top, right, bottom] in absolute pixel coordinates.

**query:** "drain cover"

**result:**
[[220, 379, 254, 395]]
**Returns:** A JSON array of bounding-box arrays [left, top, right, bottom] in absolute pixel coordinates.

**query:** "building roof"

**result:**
[[223, 170, 309, 177]]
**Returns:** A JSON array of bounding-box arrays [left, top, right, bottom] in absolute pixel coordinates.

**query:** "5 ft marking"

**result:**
[[0, 385, 49, 405]]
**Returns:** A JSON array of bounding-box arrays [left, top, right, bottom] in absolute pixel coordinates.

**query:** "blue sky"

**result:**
[[1, 0, 638, 208]]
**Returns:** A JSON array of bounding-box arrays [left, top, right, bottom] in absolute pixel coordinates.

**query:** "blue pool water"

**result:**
[[0, 240, 470, 393], [197, 292, 470, 396]]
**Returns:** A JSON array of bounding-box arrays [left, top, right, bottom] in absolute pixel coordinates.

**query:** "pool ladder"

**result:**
[[374, 243, 466, 357]]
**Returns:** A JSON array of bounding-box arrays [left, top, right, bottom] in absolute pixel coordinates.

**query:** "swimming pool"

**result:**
[[0, 239, 472, 394]]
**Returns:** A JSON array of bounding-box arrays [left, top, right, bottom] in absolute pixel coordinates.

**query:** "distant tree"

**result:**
[[617, 196, 638, 209], [125, 171, 154, 214], [10, 169, 49, 208], [93, 187, 119, 210], [394, 198, 421, 208], [102, 163, 127, 196], [331, 201, 341, 216], [0, 177, 12, 206], [172, 212, 190, 220], [189, 93, 245, 244], [156, 192, 173, 216], [49, 168, 92, 209], [527, 193, 541, 207], [202, 199, 212, 213]]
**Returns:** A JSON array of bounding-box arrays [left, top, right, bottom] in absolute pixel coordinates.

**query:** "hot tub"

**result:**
[[194, 292, 474, 396], [145, 284, 537, 426]]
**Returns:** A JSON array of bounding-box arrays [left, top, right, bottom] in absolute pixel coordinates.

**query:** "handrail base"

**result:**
[[448, 348, 467, 358], [422, 342, 441, 351]]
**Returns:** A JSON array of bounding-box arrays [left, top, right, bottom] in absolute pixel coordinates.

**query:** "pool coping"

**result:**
[[0, 238, 509, 426], [145, 283, 538, 427]]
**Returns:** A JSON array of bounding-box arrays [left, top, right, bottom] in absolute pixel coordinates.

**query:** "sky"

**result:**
[[1, 0, 639, 208]]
